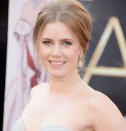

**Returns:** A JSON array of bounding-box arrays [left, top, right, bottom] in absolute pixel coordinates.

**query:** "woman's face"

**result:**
[[39, 22, 82, 78]]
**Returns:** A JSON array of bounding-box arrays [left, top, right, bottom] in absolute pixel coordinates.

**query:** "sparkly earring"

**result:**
[[78, 53, 83, 68]]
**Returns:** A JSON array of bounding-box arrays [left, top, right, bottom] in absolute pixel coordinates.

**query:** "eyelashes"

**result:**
[[42, 41, 51, 45], [41, 40, 73, 46], [64, 41, 72, 45]]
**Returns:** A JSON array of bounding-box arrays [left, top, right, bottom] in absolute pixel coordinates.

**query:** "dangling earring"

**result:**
[[78, 53, 83, 68]]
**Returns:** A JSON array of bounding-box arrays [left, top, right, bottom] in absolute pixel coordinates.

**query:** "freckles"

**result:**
[[39, 49, 46, 60], [39, 46, 47, 55], [69, 48, 80, 56], [65, 47, 79, 59]]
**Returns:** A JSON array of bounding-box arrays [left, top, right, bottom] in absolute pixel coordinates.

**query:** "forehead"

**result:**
[[41, 22, 78, 40]]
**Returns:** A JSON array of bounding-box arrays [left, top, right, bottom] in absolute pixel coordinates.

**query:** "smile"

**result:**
[[49, 60, 66, 67]]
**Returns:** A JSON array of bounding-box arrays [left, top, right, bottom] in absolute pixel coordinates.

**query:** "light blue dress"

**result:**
[[12, 118, 70, 131]]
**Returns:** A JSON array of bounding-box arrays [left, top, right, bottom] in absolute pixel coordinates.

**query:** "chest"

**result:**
[[24, 95, 94, 131]]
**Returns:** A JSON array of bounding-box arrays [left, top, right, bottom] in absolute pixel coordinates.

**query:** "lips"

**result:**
[[49, 60, 66, 67]]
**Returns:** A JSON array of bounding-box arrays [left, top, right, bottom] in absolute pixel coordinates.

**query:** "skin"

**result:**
[[22, 22, 126, 131]]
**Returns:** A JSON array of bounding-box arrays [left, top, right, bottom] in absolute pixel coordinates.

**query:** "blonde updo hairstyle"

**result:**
[[33, 0, 92, 69]]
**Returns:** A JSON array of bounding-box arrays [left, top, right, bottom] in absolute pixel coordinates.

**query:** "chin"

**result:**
[[49, 70, 67, 78]]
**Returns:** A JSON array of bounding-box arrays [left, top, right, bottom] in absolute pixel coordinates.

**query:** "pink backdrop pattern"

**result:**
[[3, 0, 53, 131]]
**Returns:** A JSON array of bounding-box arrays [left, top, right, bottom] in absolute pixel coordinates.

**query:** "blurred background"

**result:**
[[0, 0, 8, 130], [0, 0, 126, 131]]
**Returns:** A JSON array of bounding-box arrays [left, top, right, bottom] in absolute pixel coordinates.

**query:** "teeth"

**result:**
[[50, 61, 65, 65]]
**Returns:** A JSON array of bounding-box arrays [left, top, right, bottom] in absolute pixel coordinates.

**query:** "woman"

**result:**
[[12, 0, 126, 131]]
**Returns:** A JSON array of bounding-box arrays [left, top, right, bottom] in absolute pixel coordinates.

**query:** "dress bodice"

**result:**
[[12, 118, 70, 131]]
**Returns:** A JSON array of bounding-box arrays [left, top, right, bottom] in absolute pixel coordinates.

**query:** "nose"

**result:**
[[51, 44, 61, 58]]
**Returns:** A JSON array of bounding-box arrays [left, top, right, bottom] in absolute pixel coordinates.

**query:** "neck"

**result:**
[[49, 71, 84, 95]]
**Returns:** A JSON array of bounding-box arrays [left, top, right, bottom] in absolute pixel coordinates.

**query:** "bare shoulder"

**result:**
[[88, 90, 119, 110], [21, 83, 49, 121], [87, 90, 126, 131], [30, 82, 49, 100], [88, 90, 122, 115]]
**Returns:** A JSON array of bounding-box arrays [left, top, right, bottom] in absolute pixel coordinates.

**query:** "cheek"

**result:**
[[66, 48, 80, 64], [39, 47, 49, 62]]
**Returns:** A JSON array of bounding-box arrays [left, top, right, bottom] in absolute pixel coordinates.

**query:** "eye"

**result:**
[[42, 41, 51, 45], [64, 41, 72, 46]]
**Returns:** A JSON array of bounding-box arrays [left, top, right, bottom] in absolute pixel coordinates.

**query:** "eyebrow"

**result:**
[[41, 37, 74, 42]]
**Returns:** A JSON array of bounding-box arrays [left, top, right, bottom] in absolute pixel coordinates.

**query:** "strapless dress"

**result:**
[[12, 118, 70, 131]]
